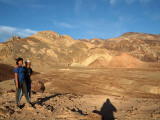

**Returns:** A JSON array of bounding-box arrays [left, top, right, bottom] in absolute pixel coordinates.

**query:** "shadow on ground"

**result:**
[[93, 99, 117, 120]]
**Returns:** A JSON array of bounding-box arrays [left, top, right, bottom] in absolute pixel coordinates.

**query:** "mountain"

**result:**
[[102, 32, 160, 62], [0, 31, 160, 69]]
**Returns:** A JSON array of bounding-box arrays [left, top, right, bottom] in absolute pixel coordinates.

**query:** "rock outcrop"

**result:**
[[7, 36, 22, 41]]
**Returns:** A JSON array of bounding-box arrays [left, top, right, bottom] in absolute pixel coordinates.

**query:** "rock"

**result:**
[[86, 112, 102, 119], [31, 81, 45, 93], [7, 36, 22, 41]]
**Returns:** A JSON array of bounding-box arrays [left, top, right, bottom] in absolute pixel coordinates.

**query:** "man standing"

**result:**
[[18, 60, 33, 102], [14, 58, 31, 108]]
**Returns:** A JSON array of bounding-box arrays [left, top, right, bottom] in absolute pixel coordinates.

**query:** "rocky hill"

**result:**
[[103, 32, 160, 62], [0, 31, 160, 69]]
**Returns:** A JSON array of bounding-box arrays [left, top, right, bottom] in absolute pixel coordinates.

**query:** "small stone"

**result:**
[[86, 113, 101, 119]]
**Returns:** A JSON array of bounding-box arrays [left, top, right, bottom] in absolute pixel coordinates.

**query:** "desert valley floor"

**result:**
[[0, 65, 160, 120]]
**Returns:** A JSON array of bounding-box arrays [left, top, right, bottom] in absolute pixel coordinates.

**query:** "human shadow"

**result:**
[[32, 93, 62, 106], [30, 93, 62, 111], [93, 99, 117, 120]]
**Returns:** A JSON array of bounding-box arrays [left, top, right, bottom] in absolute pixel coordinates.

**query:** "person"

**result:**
[[19, 60, 32, 102], [14, 57, 31, 108]]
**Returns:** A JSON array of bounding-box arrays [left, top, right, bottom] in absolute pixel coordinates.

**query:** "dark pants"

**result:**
[[27, 83, 31, 101], [16, 81, 30, 104], [19, 83, 31, 102]]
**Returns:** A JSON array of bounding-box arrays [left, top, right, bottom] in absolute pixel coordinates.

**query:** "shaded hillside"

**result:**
[[0, 64, 14, 81]]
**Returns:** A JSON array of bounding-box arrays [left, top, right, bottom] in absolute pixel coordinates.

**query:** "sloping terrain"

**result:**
[[103, 32, 160, 62], [88, 53, 144, 68], [0, 31, 160, 69]]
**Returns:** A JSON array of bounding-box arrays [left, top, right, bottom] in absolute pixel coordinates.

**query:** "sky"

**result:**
[[0, 0, 160, 42]]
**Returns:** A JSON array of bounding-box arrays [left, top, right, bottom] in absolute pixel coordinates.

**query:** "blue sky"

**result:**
[[0, 0, 160, 42]]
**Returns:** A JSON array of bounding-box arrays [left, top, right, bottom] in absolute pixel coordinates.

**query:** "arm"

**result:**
[[15, 73, 19, 88], [14, 66, 19, 89]]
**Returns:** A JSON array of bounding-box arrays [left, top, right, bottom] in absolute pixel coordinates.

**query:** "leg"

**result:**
[[18, 89, 23, 103], [21, 82, 30, 103], [16, 82, 22, 104], [27, 83, 31, 102]]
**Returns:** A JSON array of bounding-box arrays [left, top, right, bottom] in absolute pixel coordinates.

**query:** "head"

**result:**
[[15, 57, 23, 66], [25, 60, 31, 68]]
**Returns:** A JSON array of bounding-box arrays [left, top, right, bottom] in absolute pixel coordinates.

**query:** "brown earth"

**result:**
[[0, 66, 160, 120]]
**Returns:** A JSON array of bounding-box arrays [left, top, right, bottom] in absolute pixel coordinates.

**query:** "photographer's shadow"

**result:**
[[93, 99, 117, 120]]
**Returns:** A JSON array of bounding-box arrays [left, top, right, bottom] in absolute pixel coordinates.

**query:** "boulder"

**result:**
[[31, 81, 45, 93]]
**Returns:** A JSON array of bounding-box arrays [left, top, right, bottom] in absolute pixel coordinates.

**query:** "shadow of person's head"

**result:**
[[106, 99, 110, 104]]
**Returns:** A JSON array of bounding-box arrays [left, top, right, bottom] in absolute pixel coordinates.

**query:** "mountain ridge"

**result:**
[[0, 31, 160, 68]]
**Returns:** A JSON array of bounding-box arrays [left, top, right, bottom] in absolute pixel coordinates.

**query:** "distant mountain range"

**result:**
[[0, 31, 160, 68]]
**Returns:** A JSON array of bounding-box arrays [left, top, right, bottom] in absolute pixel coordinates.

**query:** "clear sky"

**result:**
[[0, 0, 160, 42]]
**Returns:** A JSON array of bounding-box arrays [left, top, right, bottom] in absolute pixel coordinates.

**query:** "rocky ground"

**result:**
[[0, 66, 160, 120]]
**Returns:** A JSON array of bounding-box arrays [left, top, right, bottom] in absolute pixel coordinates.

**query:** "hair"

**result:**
[[15, 57, 23, 65], [25, 60, 31, 66]]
